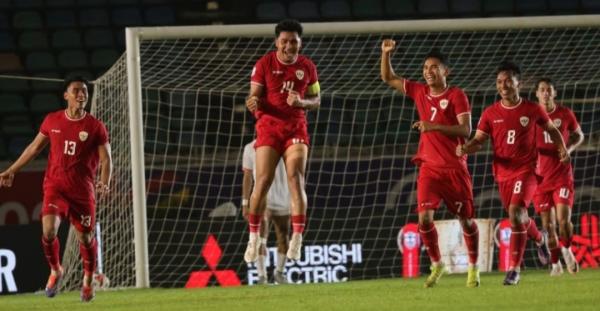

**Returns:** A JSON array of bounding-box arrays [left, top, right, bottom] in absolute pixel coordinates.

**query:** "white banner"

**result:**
[[435, 219, 495, 273]]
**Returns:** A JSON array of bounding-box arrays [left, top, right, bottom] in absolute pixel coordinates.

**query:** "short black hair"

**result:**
[[63, 75, 90, 93], [275, 19, 303, 37], [536, 77, 555, 89], [424, 48, 448, 66], [496, 61, 521, 80]]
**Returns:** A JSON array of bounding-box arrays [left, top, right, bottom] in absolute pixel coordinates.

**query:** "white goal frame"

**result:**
[[125, 15, 600, 288]]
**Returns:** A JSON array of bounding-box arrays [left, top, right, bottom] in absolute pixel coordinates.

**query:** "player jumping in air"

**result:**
[[244, 19, 320, 263]]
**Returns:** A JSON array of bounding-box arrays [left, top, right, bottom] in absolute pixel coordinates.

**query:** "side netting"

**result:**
[[60, 16, 600, 290]]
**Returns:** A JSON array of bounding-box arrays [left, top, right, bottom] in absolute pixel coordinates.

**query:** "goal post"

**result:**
[[59, 15, 600, 290]]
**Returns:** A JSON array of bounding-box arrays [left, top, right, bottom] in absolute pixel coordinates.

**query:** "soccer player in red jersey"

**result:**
[[381, 39, 480, 288], [244, 20, 320, 263], [0, 77, 112, 301], [533, 78, 584, 276], [458, 62, 569, 285]]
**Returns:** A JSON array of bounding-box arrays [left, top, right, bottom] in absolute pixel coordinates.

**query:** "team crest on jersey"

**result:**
[[439, 99, 449, 110], [295, 69, 304, 80], [519, 116, 529, 127], [553, 118, 562, 128], [79, 131, 89, 142]]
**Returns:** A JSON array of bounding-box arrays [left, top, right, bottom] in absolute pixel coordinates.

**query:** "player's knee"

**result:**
[[508, 205, 527, 225], [254, 178, 274, 197], [42, 228, 58, 241], [547, 230, 559, 248], [78, 231, 94, 246], [286, 171, 305, 187]]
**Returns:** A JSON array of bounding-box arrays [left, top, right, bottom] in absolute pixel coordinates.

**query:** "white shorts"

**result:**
[[266, 204, 290, 217]]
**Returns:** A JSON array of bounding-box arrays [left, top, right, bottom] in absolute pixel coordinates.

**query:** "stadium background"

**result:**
[[1, 0, 600, 294]]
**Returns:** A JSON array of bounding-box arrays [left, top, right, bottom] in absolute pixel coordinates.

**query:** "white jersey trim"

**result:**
[[64, 109, 87, 121], [499, 97, 523, 110]]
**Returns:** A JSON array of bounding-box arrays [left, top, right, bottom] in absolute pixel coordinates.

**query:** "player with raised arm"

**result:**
[[533, 78, 584, 276], [0, 76, 112, 302], [242, 140, 291, 284], [381, 39, 480, 288], [244, 19, 320, 263], [457, 62, 569, 285]]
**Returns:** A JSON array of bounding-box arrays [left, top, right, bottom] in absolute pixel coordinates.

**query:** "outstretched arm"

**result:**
[[380, 39, 406, 94], [0, 133, 49, 187], [456, 130, 488, 156], [96, 143, 113, 196]]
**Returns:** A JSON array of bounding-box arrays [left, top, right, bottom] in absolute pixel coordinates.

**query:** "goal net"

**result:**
[[60, 16, 600, 290]]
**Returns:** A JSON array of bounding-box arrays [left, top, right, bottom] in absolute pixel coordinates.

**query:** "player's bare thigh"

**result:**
[[253, 146, 281, 198], [283, 143, 308, 215]]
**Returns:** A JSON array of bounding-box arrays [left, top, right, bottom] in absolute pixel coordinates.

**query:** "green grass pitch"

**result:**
[[2, 269, 599, 311]]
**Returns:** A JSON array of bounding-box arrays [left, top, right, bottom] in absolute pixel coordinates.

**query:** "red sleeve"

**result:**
[[250, 57, 266, 86], [476, 108, 491, 135], [39, 114, 51, 136], [535, 103, 550, 126], [97, 122, 109, 145], [453, 89, 470, 116], [566, 108, 580, 131], [403, 79, 423, 99]]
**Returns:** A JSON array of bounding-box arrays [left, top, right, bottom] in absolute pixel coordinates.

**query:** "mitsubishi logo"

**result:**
[[185, 234, 241, 288], [572, 214, 600, 267]]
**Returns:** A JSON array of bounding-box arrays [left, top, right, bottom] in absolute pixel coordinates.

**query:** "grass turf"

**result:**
[[2, 268, 599, 311]]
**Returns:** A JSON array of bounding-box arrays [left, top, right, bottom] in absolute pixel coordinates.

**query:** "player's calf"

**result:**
[[287, 233, 303, 260]]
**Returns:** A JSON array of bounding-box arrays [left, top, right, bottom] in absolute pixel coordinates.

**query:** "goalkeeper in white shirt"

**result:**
[[242, 139, 291, 284]]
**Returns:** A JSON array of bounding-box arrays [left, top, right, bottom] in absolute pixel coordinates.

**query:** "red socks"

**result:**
[[560, 236, 572, 248], [42, 237, 61, 271], [419, 222, 441, 263], [526, 219, 542, 243], [462, 221, 479, 265], [248, 214, 262, 233], [79, 239, 98, 277], [509, 223, 527, 269], [551, 247, 561, 264], [292, 215, 306, 234]]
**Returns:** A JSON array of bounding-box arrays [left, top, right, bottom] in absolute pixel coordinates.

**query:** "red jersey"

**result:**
[[40, 110, 109, 199], [477, 99, 550, 182], [250, 51, 318, 121], [536, 105, 579, 191], [404, 80, 471, 169]]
